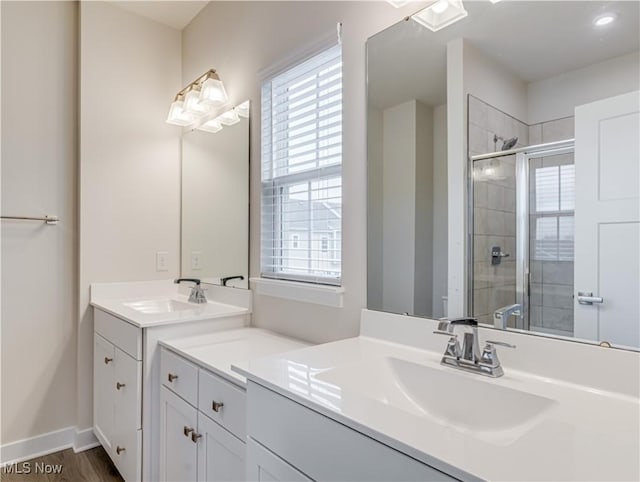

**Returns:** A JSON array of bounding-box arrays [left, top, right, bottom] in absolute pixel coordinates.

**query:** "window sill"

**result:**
[[249, 277, 344, 308]]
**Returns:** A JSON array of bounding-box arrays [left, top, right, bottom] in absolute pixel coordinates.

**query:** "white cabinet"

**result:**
[[93, 332, 142, 481], [246, 381, 457, 482], [246, 438, 311, 482], [160, 387, 199, 482], [93, 307, 247, 481], [159, 347, 246, 482]]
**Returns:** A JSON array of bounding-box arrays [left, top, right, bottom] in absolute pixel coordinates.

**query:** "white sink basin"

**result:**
[[123, 299, 197, 314], [315, 357, 556, 443]]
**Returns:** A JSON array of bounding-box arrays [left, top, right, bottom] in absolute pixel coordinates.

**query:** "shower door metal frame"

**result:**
[[468, 139, 575, 330]]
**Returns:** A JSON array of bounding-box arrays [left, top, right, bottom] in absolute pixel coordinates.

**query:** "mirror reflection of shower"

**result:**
[[468, 96, 576, 338]]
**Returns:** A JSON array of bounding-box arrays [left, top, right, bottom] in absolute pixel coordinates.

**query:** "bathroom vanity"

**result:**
[[91, 280, 252, 481], [158, 328, 308, 481], [236, 310, 640, 481]]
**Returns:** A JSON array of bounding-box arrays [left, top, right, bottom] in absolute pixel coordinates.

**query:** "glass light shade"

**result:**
[[412, 0, 468, 32], [218, 109, 240, 126], [386, 0, 409, 7], [200, 77, 228, 107], [236, 100, 250, 119], [166, 100, 194, 126], [183, 89, 210, 116], [197, 119, 223, 133]]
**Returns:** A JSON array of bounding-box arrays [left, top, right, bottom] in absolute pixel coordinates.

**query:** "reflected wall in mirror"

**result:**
[[367, 2, 639, 350], [181, 102, 249, 288]]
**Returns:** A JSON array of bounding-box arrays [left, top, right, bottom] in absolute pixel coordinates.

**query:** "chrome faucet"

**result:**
[[174, 278, 207, 304], [434, 318, 515, 377], [493, 304, 522, 329]]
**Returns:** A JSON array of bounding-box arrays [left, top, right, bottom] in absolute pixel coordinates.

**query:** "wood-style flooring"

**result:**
[[0, 446, 123, 482]]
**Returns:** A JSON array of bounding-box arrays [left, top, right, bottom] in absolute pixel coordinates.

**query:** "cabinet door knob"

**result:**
[[191, 432, 202, 443], [168, 373, 179, 383], [116, 446, 126, 455], [183, 426, 194, 437], [104, 357, 113, 364], [211, 400, 224, 412], [116, 382, 126, 390]]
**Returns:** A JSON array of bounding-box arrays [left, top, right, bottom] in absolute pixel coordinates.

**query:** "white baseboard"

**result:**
[[1, 426, 99, 466], [73, 427, 99, 453]]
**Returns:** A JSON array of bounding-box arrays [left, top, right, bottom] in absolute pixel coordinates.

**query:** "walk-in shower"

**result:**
[[468, 139, 576, 338]]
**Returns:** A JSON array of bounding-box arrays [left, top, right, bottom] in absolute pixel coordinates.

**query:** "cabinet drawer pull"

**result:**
[[211, 400, 224, 412], [104, 357, 113, 364], [168, 373, 179, 383], [116, 446, 126, 455], [183, 426, 194, 437], [191, 432, 202, 443], [116, 382, 126, 390]]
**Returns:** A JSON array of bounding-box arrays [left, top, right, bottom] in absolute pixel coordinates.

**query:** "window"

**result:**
[[261, 43, 343, 285], [532, 163, 575, 261]]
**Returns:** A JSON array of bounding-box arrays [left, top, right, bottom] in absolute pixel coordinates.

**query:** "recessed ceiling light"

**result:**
[[412, 0, 468, 32], [594, 13, 616, 27]]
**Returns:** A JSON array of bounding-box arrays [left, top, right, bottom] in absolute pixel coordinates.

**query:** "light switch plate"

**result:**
[[191, 251, 202, 271], [156, 251, 169, 271]]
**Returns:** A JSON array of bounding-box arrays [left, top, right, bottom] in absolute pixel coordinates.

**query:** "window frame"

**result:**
[[260, 42, 343, 286]]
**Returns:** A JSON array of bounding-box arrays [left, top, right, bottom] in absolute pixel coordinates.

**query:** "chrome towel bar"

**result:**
[[1, 215, 59, 225]]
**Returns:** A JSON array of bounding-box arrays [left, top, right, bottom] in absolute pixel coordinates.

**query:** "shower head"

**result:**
[[493, 134, 518, 151], [502, 137, 518, 150]]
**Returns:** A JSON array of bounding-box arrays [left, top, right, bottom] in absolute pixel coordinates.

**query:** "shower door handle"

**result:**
[[577, 292, 604, 305]]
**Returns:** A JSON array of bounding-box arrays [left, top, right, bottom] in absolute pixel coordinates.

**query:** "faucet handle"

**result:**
[[485, 340, 516, 349], [433, 330, 456, 336]]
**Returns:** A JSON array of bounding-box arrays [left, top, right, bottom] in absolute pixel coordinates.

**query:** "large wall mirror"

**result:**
[[367, 2, 639, 350], [181, 102, 249, 288]]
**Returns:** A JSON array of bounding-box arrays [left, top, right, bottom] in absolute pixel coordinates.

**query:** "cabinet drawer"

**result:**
[[94, 309, 141, 360], [198, 369, 246, 439], [161, 348, 199, 406]]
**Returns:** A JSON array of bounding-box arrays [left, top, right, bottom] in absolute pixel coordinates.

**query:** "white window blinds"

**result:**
[[261, 44, 343, 285]]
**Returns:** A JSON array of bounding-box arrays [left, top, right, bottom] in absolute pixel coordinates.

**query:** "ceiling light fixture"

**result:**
[[593, 13, 616, 27], [166, 69, 229, 126], [412, 0, 468, 32]]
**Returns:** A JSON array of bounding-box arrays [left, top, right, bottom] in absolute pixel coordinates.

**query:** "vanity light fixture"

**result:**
[[386, 0, 410, 7], [593, 13, 616, 27], [412, 0, 468, 32], [236, 100, 250, 119], [197, 119, 223, 133], [166, 69, 229, 126], [218, 109, 241, 126]]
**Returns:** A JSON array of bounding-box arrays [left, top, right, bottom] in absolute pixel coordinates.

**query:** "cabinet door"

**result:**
[[112, 348, 143, 481], [197, 413, 245, 482], [246, 438, 311, 482], [160, 387, 198, 482], [94, 334, 115, 451]]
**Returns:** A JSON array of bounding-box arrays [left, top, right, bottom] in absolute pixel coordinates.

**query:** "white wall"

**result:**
[[432, 104, 448, 318], [182, 1, 420, 343], [78, 2, 181, 430], [367, 106, 384, 310], [527, 51, 640, 125], [1, 1, 78, 444], [414, 100, 434, 316], [382, 101, 417, 313]]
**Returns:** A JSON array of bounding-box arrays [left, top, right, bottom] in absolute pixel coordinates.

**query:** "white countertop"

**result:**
[[91, 294, 249, 328], [234, 335, 640, 481], [160, 328, 310, 387]]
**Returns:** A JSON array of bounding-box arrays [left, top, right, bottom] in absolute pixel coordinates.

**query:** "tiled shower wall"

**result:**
[[469, 96, 528, 326], [469, 95, 575, 332]]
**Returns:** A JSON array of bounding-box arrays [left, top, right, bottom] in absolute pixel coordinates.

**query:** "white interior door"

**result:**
[[574, 90, 640, 348]]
